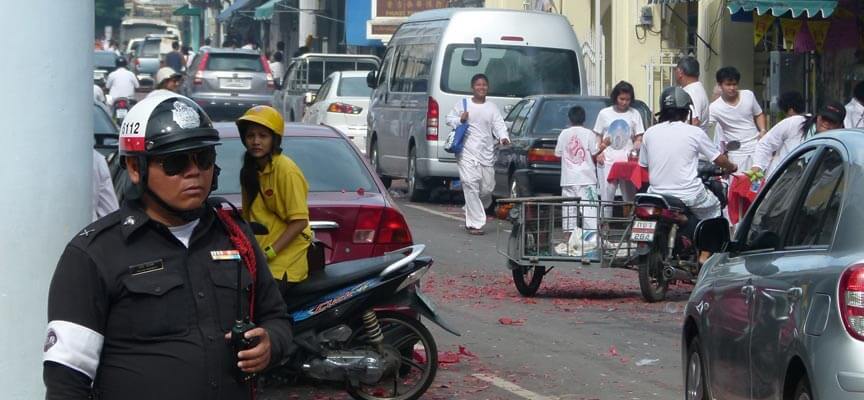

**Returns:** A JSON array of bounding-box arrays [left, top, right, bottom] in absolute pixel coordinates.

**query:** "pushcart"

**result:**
[[495, 196, 641, 296]]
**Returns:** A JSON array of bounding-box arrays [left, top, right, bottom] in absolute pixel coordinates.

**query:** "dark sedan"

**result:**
[[493, 95, 652, 198]]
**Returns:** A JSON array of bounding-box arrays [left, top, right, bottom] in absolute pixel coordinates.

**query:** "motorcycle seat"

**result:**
[[635, 193, 687, 211], [290, 252, 404, 298], [660, 194, 687, 210]]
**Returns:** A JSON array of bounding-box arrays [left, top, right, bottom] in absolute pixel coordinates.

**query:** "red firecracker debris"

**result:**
[[498, 317, 525, 325]]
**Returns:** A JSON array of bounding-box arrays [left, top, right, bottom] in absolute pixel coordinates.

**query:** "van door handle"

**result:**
[[786, 287, 803, 301]]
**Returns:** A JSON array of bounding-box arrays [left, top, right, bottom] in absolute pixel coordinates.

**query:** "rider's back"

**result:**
[[639, 121, 720, 202]]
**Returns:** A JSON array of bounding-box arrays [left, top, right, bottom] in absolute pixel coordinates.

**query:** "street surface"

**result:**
[[261, 182, 691, 400]]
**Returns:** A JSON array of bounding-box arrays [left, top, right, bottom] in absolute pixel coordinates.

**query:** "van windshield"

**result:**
[[441, 45, 580, 97]]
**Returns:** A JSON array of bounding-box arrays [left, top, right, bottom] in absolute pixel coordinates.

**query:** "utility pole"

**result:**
[[0, 1, 93, 398]]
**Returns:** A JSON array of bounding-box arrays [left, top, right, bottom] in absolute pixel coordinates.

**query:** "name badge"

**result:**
[[128, 259, 164, 276], [211, 250, 241, 261]]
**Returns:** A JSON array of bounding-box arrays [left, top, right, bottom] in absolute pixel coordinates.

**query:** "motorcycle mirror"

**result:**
[[694, 217, 731, 253], [725, 140, 741, 152]]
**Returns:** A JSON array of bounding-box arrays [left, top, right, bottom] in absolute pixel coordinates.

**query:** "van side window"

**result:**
[[392, 44, 435, 93], [377, 48, 394, 88]]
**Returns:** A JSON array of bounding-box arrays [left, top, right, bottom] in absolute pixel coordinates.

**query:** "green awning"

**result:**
[[726, 1, 838, 18], [648, 0, 699, 4], [254, 0, 286, 21], [173, 4, 201, 17]]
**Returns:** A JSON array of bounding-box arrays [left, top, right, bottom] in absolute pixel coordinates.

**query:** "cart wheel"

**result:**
[[638, 248, 669, 302], [512, 263, 545, 297]]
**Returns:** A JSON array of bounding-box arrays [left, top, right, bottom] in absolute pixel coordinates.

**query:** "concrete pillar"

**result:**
[[299, 0, 318, 48], [0, 1, 93, 399]]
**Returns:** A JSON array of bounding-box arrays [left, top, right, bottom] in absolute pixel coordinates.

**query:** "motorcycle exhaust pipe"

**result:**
[[662, 265, 693, 281]]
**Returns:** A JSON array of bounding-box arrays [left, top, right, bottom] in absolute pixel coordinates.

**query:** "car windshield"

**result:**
[[304, 60, 378, 85], [93, 104, 116, 135], [442, 45, 580, 97], [337, 77, 372, 97], [207, 54, 263, 72], [531, 99, 608, 136], [214, 137, 379, 195], [141, 40, 160, 57], [94, 52, 116, 69]]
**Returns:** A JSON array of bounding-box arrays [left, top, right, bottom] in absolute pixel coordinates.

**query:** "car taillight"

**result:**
[[194, 53, 209, 85], [327, 102, 362, 114], [527, 148, 560, 163], [353, 207, 413, 245], [840, 264, 864, 341], [260, 54, 274, 89], [426, 96, 438, 141]]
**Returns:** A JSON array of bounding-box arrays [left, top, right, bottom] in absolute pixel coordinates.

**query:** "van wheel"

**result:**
[[407, 148, 428, 202], [370, 140, 391, 188]]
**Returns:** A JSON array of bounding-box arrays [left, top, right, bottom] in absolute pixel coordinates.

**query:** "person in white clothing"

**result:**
[[93, 84, 106, 104], [844, 82, 864, 128], [752, 99, 845, 178], [270, 51, 285, 84], [555, 106, 608, 241], [105, 56, 138, 105], [593, 81, 645, 208], [640, 87, 737, 263], [445, 73, 510, 235], [708, 66, 767, 171], [92, 149, 119, 221], [675, 56, 710, 133]]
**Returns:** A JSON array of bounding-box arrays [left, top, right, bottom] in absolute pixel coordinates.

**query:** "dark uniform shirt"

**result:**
[[43, 201, 292, 400]]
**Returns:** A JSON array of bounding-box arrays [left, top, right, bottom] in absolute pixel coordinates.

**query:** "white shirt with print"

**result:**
[[554, 126, 599, 187], [593, 106, 645, 163], [639, 121, 722, 202]]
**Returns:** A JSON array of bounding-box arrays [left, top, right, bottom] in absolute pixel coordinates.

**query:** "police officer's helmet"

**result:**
[[119, 94, 220, 157], [658, 86, 693, 113], [115, 56, 128, 68]]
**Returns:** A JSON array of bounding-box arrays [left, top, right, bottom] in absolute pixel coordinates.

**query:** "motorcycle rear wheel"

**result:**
[[512, 264, 546, 297], [346, 311, 438, 400], [638, 245, 669, 302]]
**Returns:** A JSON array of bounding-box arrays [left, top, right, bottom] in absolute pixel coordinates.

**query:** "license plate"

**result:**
[[219, 78, 251, 90], [449, 179, 461, 190], [415, 290, 437, 314], [115, 109, 128, 119], [631, 220, 657, 242]]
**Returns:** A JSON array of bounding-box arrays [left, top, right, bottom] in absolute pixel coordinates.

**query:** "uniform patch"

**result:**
[[128, 259, 164, 275], [79, 228, 96, 237], [43, 329, 57, 352], [211, 250, 241, 261]]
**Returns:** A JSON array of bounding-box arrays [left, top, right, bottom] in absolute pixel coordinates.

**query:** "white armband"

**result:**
[[43, 320, 104, 379]]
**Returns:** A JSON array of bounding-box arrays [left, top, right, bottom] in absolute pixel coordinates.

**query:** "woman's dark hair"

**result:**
[[778, 91, 805, 114], [854, 81, 864, 103], [239, 124, 282, 207], [657, 108, 690, 124], [568, 106, 586, 125], [610, 81, 635, 103], [470, 73, 488, 86], [715, 66, 740, 84]]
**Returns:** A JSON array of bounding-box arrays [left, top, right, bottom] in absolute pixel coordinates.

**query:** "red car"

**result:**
[[212, 122, 413, 264]]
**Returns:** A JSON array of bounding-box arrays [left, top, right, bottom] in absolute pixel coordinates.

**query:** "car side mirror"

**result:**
[[304, 91, 316, 105], [366, 70, 378, 89], [461, 37, 483, 66], [694, 217, 731, 253]]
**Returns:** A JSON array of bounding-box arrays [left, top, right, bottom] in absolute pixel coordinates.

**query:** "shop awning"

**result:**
[[173, 4, 201, 17], [217, 0, 252, 22], [648, 0, 699, 4], [726, 1, 838, 18], [254, 0, 286, 21]]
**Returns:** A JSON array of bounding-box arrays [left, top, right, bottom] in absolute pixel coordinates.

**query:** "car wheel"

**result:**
[[792, 375, 812, 400], [370, 140, 391, 189], [407, 147, 428, 202], [685, 337, 709, 400]]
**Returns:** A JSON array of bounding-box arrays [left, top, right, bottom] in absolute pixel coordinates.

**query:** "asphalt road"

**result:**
[[261, 185, 693, 400]]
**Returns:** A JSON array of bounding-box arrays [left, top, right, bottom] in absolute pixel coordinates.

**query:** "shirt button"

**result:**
[[154, 286, 162, 293], [197, 291, 205, 298]]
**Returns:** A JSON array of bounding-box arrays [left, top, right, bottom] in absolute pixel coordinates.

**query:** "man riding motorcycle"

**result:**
[[638, 86, 737, 263]]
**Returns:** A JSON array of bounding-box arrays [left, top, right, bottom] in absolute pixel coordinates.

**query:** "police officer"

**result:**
[[43, 95, 293, 400]]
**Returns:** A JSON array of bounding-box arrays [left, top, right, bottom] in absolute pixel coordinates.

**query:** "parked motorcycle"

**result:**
[[630, 141, 739, 302], [263, 245, 458, 400], [111, 97, 136, 125]]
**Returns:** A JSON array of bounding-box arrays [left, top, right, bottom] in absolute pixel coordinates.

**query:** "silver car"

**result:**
[[182, 48, 274, 120], [684, 129, 864, 400]]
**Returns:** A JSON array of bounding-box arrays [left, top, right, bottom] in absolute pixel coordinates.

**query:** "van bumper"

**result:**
[[417, 157, 459, 179]]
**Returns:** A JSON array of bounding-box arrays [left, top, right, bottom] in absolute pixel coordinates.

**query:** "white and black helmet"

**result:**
[[658, 86, 693, 113], [119, 94, 219, 156]]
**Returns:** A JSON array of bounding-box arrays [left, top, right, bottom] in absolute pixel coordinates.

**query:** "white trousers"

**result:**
[[458, 159, 495, 229], [562, 185, 599, 232]]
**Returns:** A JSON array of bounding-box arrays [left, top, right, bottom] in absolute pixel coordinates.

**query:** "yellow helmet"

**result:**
[[236, 105, 284, 136]]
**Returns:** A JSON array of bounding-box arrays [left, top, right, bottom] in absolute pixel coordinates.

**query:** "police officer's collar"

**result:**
[[119, 200, 216, 242]]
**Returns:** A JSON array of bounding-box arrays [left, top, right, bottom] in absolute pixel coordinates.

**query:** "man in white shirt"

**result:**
[[845, 82, 864, 128], [445, 73, 510, 235], [92, 149, 119, 221], [675, 56, 710, 133], [105, 57, 139, 105], [93, 84, 106, 104], [708, 66, 767, 172], [751, 91, 807, 177], [593, 81, 645, 207]]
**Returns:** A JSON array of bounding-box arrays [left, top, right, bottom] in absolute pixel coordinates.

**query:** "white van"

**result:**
[[366, 8, 586, 201]]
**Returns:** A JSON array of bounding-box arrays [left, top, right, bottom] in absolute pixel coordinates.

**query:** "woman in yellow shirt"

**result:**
[[237, 105, 312, 295]]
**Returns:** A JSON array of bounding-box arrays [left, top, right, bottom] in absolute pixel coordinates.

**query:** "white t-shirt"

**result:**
[[93, 85, 106, 104], [168, 219, 200, 248], [683, 81, 710, 133], [106, 67, 139, 102], [593, 106, 645, 163], [445, 99, 508, 166], [752, 115, 806, 174], [639, 121, 722, 202], [709, 89, 762, 153], [845, 98, 864, 129], [92, 150, 119, 221], [270, 61, 285, 82], [554, 126, 599, 186]]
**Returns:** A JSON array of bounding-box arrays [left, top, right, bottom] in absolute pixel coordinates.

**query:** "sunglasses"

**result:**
[[153, 148, 216, 176]]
